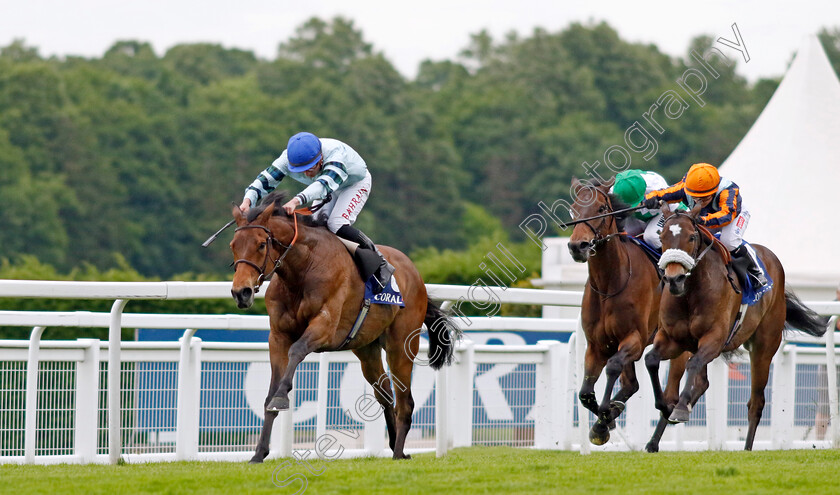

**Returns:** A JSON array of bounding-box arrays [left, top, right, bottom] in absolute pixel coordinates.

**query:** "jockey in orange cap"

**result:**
[[643, 162, 767, 290]]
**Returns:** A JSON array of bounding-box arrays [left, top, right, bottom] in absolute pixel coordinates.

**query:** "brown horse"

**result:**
[[229, 191, 457, 462], [645, 205, 827, 450], [567, 178, 687, 445]]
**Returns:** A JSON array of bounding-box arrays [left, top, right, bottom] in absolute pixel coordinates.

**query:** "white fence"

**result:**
[[0, 280, 838, 464]]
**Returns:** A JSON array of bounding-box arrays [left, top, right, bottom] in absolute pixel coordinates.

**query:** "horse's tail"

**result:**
[[424, 298, 461, 370], [784, 289, 829, 337]]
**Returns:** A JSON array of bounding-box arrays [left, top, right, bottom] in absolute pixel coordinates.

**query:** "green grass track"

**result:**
[[2, 447, 839, 494]]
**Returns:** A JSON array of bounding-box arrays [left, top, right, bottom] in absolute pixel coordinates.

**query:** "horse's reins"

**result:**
[[232, 211, 300, 294], [577, 189, 633, 299]]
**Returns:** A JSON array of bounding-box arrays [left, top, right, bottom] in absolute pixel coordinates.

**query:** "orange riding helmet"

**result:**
[[684, 163, 720, 197]]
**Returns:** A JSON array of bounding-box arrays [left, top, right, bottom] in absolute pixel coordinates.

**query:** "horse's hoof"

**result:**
[[645, 442, 660, 453], [668, 404, 691, 424], [607, 419, 617, 431], [392, 453, 412, 460], [589, 421, 610, 445], [267, 396, 290, 412], [249, 457, 264, 464]]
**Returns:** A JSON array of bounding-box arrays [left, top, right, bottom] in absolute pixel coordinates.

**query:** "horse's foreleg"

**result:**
[[579, 346, 605, 417], [645, 352, 688, 453], [602, 336, 644, 420], [251, 332, 289, 463], [670, 336, 722, 424], [268, 336, 321, 412]]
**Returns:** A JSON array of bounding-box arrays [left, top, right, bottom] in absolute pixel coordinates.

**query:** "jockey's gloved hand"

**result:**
[[642, 197, 660, 210]]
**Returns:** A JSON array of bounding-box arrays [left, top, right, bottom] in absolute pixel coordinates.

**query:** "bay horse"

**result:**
[[567, 178, 688, 446], [229, 191, 458, 462], [645, 204, 827, 450]]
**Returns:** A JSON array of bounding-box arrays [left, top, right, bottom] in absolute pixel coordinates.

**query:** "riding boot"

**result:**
[[731, 244, 767, 288], [335, 225, 396, 294]]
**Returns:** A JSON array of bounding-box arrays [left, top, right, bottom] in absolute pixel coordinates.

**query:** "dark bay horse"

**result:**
[[645, 205, 827, 450], [229, 191, 457, 462], [567, 178, 687, 445]]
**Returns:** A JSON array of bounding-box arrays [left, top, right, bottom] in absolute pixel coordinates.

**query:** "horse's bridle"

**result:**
[[576, 188, 623, 255], [663, 212, 715, 272], [575, 188, 631, 299], [232, 213, 299, 294]]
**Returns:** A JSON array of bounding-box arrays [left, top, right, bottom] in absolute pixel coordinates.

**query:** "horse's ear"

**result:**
[[232, 204, 246, 226], [256, 201, 276, 224], [688, 202, 704, 219], [661, 202, 673, 218], [571, 177, 582, 194]]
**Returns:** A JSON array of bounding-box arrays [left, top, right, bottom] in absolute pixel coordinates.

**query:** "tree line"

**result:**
[[1, 18, 837, 281]]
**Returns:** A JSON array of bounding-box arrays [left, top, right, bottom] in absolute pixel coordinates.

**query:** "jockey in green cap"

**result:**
[[610, 169, 683, 250]]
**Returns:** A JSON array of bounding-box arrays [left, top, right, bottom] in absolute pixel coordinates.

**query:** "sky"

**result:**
[[1, 0, 838, 81]]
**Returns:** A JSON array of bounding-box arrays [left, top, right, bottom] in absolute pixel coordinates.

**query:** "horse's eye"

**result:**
[[259, 242, 267, 250], [598, 206, 607, 214]]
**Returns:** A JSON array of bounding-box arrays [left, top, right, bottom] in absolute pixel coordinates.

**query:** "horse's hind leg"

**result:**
[[352, 342, 398, 454], [743, 321, 783, 450], [384, 336, 416, 460], [251, 332, 291, 463]]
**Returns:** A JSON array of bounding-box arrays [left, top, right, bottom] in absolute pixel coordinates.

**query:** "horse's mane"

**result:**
[[246, 191, 328, 228]]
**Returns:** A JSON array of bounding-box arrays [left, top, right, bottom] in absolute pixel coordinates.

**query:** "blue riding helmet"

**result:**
[[287, 132, 322, 172]]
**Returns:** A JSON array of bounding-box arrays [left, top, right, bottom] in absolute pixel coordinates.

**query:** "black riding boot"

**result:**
[[335, 225, 395, 293], [732, 244, 767, 288]]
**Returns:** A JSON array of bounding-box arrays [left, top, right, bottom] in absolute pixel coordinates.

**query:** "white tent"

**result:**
[[719, 35, 840, 291]]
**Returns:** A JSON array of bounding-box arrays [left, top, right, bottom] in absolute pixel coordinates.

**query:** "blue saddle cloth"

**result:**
[[363, 275, 405, 307], [625, 235, 662, 262], [738, 241, 773, 306], [624, 235, 662, 275]]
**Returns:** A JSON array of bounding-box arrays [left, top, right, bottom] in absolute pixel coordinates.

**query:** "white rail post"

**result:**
[[108, 299, 128, 465], [574, 317, 590, 455], [24, 326, 46, 463], [535, 340, 564, 450], [825, 324, 839, 448], [770, 343, 796, 449], [435, 363, 449, 457], [275, 389, 295, 458], [74, 339, 100, 463], [315, 353, 329, 442], [624, 359, 649, 449], [706, 358, 729, 450], [561, 334, 578, 450], [363, 377, 386, 456], [176, 329, 200, 460], [451, 340, 474, 448]]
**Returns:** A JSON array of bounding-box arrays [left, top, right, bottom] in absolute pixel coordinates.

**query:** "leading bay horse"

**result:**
[[229, 191, 458, 462], [568, 178, 688, 445], [645, 204, 827, 450]]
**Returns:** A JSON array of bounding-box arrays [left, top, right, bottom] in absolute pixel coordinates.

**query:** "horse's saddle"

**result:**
[[623, 235, 663, 276]]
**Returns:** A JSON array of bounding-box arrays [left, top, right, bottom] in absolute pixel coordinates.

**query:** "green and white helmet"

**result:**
[[613, 170, 647, 206]]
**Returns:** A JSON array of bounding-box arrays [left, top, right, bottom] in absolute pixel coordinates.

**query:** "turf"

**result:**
[[2, 447, 839, 494]]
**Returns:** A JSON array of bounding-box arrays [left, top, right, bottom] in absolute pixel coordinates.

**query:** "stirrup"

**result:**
[[373, 259, 395, 292]]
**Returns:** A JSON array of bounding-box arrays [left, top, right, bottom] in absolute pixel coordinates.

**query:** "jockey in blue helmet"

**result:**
[[239, 132, 395, 293]]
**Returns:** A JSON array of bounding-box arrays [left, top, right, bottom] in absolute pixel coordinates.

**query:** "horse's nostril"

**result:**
[[676, 274, 687, 284], [241, 287, 253, 299]]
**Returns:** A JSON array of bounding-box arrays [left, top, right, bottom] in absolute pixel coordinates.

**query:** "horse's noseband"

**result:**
[[231, 223, 294, 294]]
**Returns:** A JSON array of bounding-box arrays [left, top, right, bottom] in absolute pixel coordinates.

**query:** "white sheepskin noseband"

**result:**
[[658, 248, 695, 271]]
